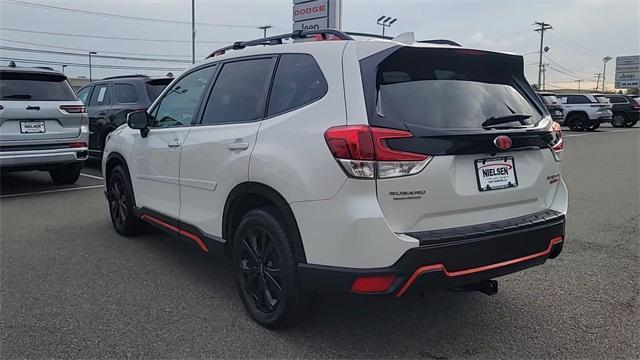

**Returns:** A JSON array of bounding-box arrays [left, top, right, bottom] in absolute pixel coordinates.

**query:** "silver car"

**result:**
[[0, 66, 89, 184]]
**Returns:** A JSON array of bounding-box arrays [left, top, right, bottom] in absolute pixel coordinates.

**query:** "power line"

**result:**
[[0, 38, 192, 58], [0, 56, 184, 71], [0, 26, 230, 44], [1, 0, 260, 29], [549, 30, 601, 56], [0, 46, 192, 64], [546, 65, 579, 80], [543, 54, 590, 78]]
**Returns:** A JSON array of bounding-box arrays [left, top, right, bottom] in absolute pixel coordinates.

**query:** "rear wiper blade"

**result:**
[[482, 114, 531, 128], [2, 94, 32, 99]]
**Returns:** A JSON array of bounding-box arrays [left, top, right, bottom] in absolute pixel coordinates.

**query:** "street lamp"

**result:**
[[602, 56, 612, 92], [88, 51, 97, 82], [376, 15, 397, 37], [259, 25, 273, 38]]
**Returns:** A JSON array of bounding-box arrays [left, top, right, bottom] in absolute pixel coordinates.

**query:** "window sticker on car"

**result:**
[[97, 87, 107, 102]]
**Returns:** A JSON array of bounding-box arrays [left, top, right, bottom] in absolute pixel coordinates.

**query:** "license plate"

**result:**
[[20, 121, 46, 134], [475, 157, 518, 191]]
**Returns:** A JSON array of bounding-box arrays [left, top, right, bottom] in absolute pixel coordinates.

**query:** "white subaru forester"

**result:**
[[102, 30, 567, 328]]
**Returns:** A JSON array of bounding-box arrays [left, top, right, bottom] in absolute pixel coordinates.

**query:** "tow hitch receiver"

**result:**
[[458, 279, 499, 295]]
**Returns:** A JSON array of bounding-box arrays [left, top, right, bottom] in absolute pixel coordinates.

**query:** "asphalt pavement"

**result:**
[[1, 125, 638, 359]]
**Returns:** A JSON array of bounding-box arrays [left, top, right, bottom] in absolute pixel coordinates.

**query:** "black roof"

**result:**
[[0, 65, 65, 77]]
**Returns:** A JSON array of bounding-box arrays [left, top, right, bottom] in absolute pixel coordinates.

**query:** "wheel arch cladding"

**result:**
[[105, 152, 136, 205], [223, 182, 307, 263]]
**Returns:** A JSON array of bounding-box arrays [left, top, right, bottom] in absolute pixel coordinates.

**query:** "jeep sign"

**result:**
[[292, 0, 341, 31], [615, 55, 640, 89]]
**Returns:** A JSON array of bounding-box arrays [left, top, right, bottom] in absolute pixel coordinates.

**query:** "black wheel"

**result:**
[[625, 120, 637, 128], [586, 123, 599, 131], [611, 113, 626, 128], [107, 165, 144, 236], [49, 163, 82, 185], [232, 207, 313, 328], [566, 114, 587, 131]]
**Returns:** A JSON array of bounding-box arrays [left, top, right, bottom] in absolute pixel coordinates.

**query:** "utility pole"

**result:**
[[61, 64, 67, 74], [594, 73, 602, 92], [534, 21, 552, 90], [574, 79, 583, 91], [88, 51, 97, 82], [602, 56, 612, 93], [259, 25, 273, 38], [191, 0, 196, 64], [377, 16, 397, 37], [541, 63, 549, 91]]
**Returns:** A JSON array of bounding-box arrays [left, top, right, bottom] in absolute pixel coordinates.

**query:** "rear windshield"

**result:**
[[540, 95, 559, 105], [375, 48, 541, 129], [595, 96, 610, 103], [146, 78, 173, 101], [0, 71, 77, 101]]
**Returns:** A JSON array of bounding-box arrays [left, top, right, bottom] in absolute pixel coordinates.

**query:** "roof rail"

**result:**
[[206, 29, 354, 58], [102, 74, 149, 80]]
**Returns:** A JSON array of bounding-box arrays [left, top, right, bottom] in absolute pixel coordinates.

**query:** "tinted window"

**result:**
[[89, 84, 110, 106], [0, 71, 76, 101], [146, 78, 173, 102], [566, 95, 590, 104], [151, 65, 216, 128], [201, 58, 274, 125], [76, 86, 92, 105], [375, 48, 541, 129], [608, 96, 627, 104], [267, 54, 327, 116], [114, 83, 138, 103]]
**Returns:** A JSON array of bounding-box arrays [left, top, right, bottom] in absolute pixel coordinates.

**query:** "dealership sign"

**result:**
[[292, 0, 341, 31], [615, 55, 640, 89]]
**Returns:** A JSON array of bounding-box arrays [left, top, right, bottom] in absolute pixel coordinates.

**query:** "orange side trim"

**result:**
[[395, 236, 563, 298], [141, 214, 210, 253]]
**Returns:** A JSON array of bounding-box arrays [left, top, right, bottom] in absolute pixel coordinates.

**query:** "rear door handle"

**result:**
[[228, 142, 249, 151], [167, 140, 181, 148], [98, 111, 107, 116]]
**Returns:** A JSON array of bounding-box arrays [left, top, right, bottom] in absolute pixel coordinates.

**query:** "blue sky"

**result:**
[[1, 0, 637, 90]]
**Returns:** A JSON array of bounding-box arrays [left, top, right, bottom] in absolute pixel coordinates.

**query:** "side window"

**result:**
[[608, 96, 627, 104], [114, 83, 138, 103], [76, 86, 92, 105], [89, 84, 110, 106], [566, 95, 589, 104], [201, 58, 275, 125], [267, 54, 328, 117], [151, 65, 217, 128]]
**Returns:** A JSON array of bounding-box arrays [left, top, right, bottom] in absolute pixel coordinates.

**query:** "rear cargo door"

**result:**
[[360, 47, 562, 233], [0, 71, 81, 141]]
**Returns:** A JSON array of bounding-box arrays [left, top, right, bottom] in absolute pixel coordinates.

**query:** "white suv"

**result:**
[[102, 30, 567, 328], [557, 93, 613, 131]]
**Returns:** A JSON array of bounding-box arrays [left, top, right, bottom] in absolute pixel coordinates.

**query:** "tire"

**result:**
[[107, 165, 144, 236], [48, 163, 82, 185], [586, 123, 599, 131], [612, 113, 627, 128], [567, 113, 587, 131], [232, 207, 313, 328], [624, 120, 637, 128]]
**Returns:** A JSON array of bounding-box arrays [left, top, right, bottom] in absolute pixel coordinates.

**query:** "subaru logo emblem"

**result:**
[[494, 135, 512, 150]]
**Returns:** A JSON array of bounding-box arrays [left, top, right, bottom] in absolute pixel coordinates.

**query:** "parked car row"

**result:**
[[537, 91, 639, 131]]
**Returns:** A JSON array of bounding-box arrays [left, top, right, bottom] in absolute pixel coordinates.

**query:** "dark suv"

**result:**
[[76, 75, 173, 157], [606, 95, 639, 128], [537, 92, 564, 123]]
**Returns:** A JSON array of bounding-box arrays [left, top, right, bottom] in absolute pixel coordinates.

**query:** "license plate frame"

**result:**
[[475, 156, 518, 192], [20, 120, 46, 134]]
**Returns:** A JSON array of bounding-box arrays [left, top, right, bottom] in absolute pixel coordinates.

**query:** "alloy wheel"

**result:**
[[109, 176, 128, 230]]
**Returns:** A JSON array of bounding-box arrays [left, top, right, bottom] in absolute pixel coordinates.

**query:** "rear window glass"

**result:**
[[375, 49, 541, 129], [146, 79, 172, 102], [114, 83, 138, 103], [0, 71, 77, 101], [267, 54, 327, 116], [595, 96, 609, 103], [541, 95, 559, 105]]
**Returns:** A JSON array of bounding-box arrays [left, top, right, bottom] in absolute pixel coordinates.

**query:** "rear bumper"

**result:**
[[298, 210, 565, 297], [0, 146, 88, 169]]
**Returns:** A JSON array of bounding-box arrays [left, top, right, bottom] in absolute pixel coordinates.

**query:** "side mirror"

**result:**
[[127, 110, 150, 137]]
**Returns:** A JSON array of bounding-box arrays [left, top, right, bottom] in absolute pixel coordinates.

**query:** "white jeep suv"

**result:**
[[102, 30, 567, 328]]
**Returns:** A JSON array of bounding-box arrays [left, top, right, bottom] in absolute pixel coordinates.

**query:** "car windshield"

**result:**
[[375, 48, 541, 129], [0, 71, 77, 101]]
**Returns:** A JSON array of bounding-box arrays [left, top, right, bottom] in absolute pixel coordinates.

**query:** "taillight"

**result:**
[[60, 105, 86, 113], [550, 121, 563, 162], [632, 104, 640, 110], [324, 125, 431, 179]]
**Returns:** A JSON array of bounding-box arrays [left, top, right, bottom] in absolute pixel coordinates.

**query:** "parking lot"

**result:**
[[1, 124, 638, 359]]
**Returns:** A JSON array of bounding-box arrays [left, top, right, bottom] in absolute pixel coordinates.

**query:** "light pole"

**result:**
[[88, 51, 97, 82], [191, 0, 196, 64], [602, 56, 612, 92], [259, 25, 273, 38], [376, 16, 397, 37]]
